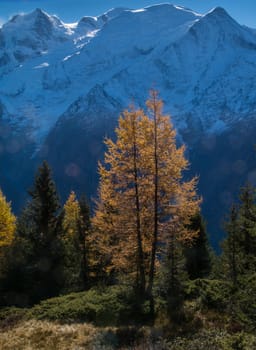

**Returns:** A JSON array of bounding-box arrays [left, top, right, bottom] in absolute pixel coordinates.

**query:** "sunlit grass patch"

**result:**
[[0, 320, 97, 350]]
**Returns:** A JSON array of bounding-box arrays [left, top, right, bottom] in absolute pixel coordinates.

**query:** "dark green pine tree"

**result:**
[[165, 235, 187, 323], [14, 161, 64, 304], [78, 194, 90, 289], [184, 211, 212, 280], [222, 205, 239, 287], [221, 185, 256, 285], [158, 226, 188, 323], [236, 185, 256, 323], [221, 185, 256, 324], [61, 191, 91, 292], [237, 184, 256, 273]]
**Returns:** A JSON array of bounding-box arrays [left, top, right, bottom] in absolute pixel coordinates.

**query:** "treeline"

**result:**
[[0, 161, 90, 305], [0, 92, 255, 329]]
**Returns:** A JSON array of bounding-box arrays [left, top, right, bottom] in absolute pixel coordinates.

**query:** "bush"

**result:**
[[185, 279, 231, 310], [222, 331, 256, 350], [167, 330, 256, 350], [234, 274, 256, 327], [0, 307, 27, 330], [29, 285, 141, 326]]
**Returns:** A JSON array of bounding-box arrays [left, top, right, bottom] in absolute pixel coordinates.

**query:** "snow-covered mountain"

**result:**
[[1, 4, 256, 143], [1, 4, 256, 247]]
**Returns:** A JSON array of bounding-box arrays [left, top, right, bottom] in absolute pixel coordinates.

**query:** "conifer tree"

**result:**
[[78, 195, 90, 288], [91, 107, 148, 291], [222, 184, 256, 285], [92, 92, 200, 307], [145, 91, 200, 313], [222, 205, 239, 287], [62, 191, 90, 291], [184, 211, 212, 280], [14, 161, 64, 303], [161, 236, 187, 322], [221, 185, 256, 323], [237, 184, 256, 272]]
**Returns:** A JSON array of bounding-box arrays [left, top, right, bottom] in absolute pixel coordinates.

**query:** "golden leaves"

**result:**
[[0, 189, 16, 248], [92, 91, 201, 283]]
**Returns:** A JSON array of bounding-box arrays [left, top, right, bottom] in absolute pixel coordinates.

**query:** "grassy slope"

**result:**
[[1, 318, 256, 350], [0, 285, 256, 350]]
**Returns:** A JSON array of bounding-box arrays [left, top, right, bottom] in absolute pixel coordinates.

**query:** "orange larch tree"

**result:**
[[92, 91, 200, 303]]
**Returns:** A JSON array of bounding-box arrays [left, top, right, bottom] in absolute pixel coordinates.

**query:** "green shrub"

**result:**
[[167, 330, 256, 350], [234, 274, 256, 327], [29, 285, 141, 326], [0, 307, 27, 329], [185, 279, 231, 310]]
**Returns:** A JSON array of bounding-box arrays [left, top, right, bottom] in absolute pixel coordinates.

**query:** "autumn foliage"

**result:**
[[0, 189, 16, 279], [92, 91, 200, 296], [0, 189, 15, 249]]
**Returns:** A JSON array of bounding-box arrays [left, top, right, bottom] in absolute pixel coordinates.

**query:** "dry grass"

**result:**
[[0, 320, 167, 350], [0, 320, 98, 350], [2, 318, 255, 350]]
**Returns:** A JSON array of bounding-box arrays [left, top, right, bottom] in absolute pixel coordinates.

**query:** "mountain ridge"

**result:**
[[0, 3, 255, 150], [0, 3, 256, 248]]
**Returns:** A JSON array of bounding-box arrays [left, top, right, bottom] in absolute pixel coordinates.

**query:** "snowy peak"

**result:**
[[77, 16, 98, 32], [83, 3, 202, 58], [31, 9, 58, 38], [202, 5, 256, 38], [98, 7, 130, 22], [144, 3, 200, 17], [3, 8, 71, 40], [0, 8, 74, 73], [5, 8, 58, 34], [77, 7, 130, 34], [202, 6, 241, 30], [207, 6, 230, 18], [125, 3, 201, 26], [186, 3, 256, 46], [196, 6, 234, 27], [1, 3, 256, 144]]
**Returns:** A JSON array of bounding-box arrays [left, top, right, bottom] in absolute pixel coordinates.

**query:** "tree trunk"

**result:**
[[132, 115, 146, 296], [148, 92, 159, 317]]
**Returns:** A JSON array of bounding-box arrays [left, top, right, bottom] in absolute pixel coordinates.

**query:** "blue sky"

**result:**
[[0, 0, 255, 28]]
